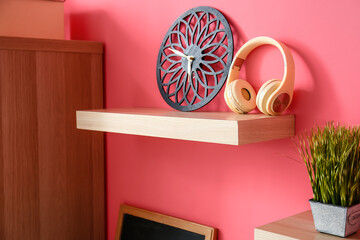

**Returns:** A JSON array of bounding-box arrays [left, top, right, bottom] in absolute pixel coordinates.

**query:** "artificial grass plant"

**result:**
[[296, 122, 360, 207]]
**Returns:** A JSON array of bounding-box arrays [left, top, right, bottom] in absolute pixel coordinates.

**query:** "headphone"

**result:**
[[224, 36, 295, 115]]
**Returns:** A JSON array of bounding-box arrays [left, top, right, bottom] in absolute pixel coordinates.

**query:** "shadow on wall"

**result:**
[[67, 10, 157, 109], [199, 11, 248, 112], [200, 15, 340, 122], [205, 34, 339, 131], [289, 41, 340, 131], [66, 10, 340, 128]]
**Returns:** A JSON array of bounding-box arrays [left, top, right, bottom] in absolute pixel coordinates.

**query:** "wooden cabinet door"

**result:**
[[0, 37, 105, 240]]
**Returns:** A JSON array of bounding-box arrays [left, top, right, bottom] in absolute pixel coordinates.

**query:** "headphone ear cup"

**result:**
[[225, 79, 256, 113], [256, 79, 281, 115], [224, 83, 242, 113]]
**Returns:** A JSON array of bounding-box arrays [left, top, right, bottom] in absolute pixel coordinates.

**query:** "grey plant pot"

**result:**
[[309, 199, 360, 237]]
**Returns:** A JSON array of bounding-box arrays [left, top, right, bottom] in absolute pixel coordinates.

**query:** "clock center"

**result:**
[[182, 44, 203, 71]]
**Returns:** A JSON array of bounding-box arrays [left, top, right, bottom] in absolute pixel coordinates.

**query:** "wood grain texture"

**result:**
[[116, 204, 217, 240], [89, 54, 106, 239], [36, 51, 67, 240], [254, 211, 360, 240], [0, 36, 103, 54], [0, 37, 104, 240], [0, 50, 40, 240], [64, 51, 94, 240], [0, 55, 4, 240], [76, 108, 295, 145]]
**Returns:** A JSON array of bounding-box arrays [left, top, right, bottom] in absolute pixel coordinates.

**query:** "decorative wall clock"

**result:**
[[156, 6, 234, 111]]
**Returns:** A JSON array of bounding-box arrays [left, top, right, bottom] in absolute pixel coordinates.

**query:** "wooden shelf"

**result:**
[[255, 210, 360, 240], [76, 108, 295, 145]]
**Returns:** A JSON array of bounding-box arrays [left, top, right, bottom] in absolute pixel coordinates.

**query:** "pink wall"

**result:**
[[65, 0, 360, 239]]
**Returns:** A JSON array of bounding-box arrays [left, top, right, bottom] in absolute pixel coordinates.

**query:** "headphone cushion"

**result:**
[[226, 79, 256, 113], [256, 79, 281, 115], [224, 85, 243, 113]]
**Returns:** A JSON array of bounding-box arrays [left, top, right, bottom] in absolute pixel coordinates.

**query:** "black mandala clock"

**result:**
[[156, 6, 234, 111]]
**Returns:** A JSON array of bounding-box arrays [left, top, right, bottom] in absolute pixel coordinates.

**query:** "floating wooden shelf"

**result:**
[[254, 210, 360, 240], [76, 108, 295, 145]]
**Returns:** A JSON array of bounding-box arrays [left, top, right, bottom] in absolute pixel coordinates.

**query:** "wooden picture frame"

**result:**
[[115, 204, 217, 240]]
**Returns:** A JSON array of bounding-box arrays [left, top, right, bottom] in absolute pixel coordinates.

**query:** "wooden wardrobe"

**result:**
[[0, 37, 105, 240]]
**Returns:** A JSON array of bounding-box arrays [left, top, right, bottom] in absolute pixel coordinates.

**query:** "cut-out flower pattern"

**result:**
[[157, 7, 233, 111]]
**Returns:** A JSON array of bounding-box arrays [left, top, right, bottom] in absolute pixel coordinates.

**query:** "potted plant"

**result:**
[[296, 122, 360, 237]]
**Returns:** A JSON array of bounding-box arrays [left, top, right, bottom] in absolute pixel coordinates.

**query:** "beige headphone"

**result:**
[[224, 36, 295, 115]]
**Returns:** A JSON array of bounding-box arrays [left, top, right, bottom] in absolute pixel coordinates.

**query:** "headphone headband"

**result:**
[[227, 37, 295, 95]]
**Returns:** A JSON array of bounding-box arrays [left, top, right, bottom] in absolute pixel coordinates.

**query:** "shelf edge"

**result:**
[[76, 109, 295, 145]]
